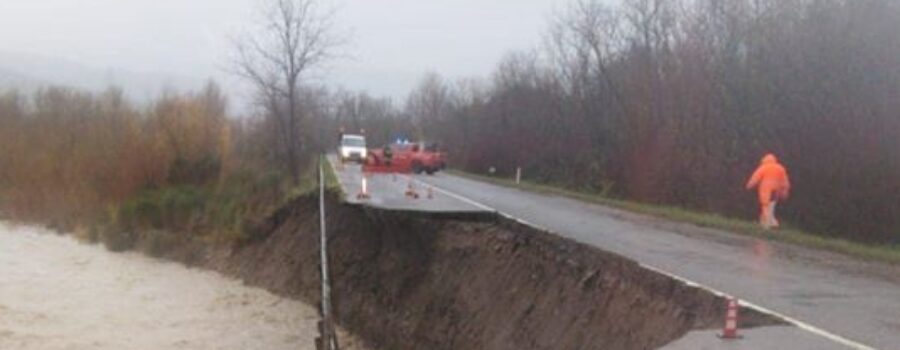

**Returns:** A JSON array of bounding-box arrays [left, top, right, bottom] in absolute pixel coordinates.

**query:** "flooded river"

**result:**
[[0, 222, 322, 350]]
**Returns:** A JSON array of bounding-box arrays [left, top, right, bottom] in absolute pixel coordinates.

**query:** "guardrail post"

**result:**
[[317, 156, 340, 350]]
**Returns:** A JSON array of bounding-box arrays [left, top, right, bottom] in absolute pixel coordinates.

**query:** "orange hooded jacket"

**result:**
[[746, 154, 790, 205]]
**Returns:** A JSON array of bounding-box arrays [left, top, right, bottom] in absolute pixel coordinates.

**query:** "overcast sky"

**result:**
[[0, 0, 572, 106]]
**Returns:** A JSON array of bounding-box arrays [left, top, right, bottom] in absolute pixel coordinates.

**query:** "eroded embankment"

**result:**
[[165, 192, 780, 350]]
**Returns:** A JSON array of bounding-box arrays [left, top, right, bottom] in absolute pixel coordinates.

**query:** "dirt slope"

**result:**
[[164, 192, 779, 349]]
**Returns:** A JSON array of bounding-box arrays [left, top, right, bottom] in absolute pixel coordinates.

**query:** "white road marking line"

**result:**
[[406, 175, 492, 212], [405, 175, 546, 227], [637, 264, 875, 349], [417, 174, 878, 350], [342, 168, 877, 349]]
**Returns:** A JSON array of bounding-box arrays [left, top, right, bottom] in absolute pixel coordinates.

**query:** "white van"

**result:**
[[339, 134, 367, 163]]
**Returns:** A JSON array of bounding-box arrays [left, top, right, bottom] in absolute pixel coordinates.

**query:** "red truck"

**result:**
[[363, 142, 446, 174]]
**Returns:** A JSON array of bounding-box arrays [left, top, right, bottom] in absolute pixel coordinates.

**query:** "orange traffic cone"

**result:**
[[356, 176, 370, 200], [718, 298, 742, 340], [405, 178, 419, 199]]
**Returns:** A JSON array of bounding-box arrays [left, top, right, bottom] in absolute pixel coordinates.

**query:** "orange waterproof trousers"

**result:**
[[746, 154, 791, 228]]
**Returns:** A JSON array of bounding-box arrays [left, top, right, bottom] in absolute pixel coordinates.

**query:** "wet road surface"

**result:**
[[330, 157, 487, 214], [415, 172, 898, 349], [333, 160, 897, 349]]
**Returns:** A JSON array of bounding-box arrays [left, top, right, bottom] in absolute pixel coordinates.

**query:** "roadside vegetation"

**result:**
[[452, 170, 900, 264], [405, 0, 900, 245], [0, 85, 298, 250], [0, 82, 367, 254], [0, 0, 359, 253], [1, 0, 898, 257]]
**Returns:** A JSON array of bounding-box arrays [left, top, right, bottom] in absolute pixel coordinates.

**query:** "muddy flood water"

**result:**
[[0, 222, 322, 350]]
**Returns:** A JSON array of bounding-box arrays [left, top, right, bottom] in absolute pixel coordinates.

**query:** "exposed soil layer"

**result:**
[[162, 192, 781, 350]]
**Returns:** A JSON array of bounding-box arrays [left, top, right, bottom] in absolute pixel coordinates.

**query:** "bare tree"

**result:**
[[231, 0, 341, 184], [406, 72, 453, 139], [409, 0, 900, 242]]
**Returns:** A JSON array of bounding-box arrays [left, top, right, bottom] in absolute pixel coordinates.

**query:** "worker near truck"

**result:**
[[745, 153, 791, 229]]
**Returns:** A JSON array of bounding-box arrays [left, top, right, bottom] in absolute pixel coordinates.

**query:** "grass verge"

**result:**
[[449, 170, 900, 265], [321, 155, 344, 196], [284, 156, 343, 200], [97, 166, 292, 248]]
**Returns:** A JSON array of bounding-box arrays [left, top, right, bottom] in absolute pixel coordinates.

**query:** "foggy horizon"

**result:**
[[1, 1, 899, 349], [0, 0, 570, 109]]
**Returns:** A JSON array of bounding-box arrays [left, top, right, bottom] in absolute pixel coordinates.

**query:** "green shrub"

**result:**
[[168, 155, 221, 185], [137, 230, 181, 258], [118, 186, 208, 231], [100, 227, 137, 252], [104, 164, 298, 246]]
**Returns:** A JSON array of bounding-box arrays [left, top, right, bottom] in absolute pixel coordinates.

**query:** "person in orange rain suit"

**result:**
[[745, 153, 791, 229]]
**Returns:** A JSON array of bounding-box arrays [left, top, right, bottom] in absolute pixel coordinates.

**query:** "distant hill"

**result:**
[[0, 66, 45, 91], [0, 51, 205, 105]]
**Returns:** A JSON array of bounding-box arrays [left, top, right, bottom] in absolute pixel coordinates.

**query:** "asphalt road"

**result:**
[[331, 160, 899, 349], [330, 159, 488, 214], [420, 172, 900, 350]]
